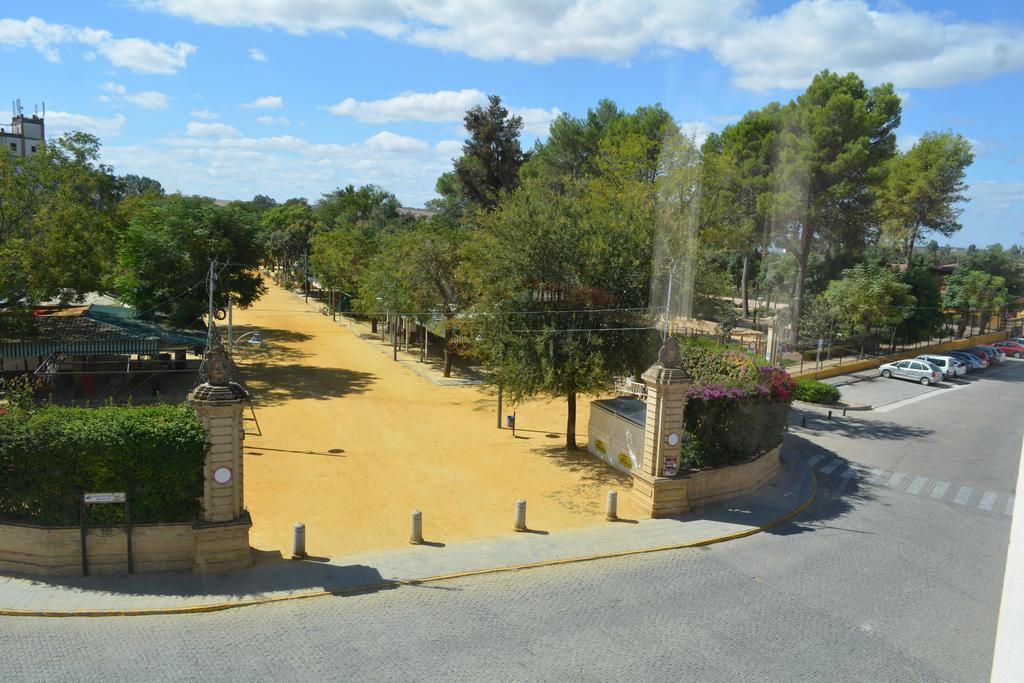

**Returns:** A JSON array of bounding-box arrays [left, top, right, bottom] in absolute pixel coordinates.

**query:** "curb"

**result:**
[[0, 467, 817, 618]]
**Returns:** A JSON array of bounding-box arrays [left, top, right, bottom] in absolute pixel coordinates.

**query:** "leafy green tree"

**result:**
[[465, 140, 656, 450], [315, 184, 402, 230], [942, 268, 1010, 337], [0, 132, 121, 305], [822, 263, 915, 356], [700, 103, 782, 315], [249, 194, 277, 212], [960, 243, 1023, 298], [771, 70, 901, 344], [879, 131, 974, 269], [259, 201, 321, 286], [116, 174, 164, 199], [116, 195, 266, 327], [451, 95, 528, 210], [899, 262, 945, 343]]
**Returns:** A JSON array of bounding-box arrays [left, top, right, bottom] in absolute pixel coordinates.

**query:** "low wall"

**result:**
[[790, 330, 1009, 381], [629, 447, 782, 518], [0, 513, 252, 577], [684, 446, 781, 509]]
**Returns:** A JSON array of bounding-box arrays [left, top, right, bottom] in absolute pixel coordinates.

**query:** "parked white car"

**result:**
[[879, 359, 944, 385], [916, 354, 966, 378]]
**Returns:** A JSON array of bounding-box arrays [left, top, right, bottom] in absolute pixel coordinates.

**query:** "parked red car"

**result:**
[[993, 340, 1024, 358]]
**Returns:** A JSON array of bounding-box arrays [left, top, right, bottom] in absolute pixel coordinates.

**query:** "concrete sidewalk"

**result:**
[[0, 455, 813, 617]]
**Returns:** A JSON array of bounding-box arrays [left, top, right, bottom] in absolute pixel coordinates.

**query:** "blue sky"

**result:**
[[1, 1, 1022, 247]]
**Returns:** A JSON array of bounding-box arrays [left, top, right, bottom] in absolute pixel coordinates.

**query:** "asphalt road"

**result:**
[[4, 362, 1021, 681]]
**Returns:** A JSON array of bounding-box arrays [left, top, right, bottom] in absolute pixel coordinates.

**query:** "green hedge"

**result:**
[[795, 379, 841, 404], [0, 404, 206, 525], [683, 397, 790, 469]]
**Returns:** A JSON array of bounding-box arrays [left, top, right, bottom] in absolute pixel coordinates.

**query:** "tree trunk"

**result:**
[[371, 317, 377, 334], [566, 391, 577, 451], [956, 314, 968, 339], [740, 254, 750, 317], [443, 318, 453, 377], [904, 227, 918, 271], [790, 225, 813, 345]]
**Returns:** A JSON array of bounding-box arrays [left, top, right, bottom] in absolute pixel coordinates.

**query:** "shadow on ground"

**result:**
[[793, 412, 934, 441], [243, 364, 376, 407]]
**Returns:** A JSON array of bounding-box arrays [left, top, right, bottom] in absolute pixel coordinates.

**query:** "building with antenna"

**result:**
[[1, 99, 45, 157]]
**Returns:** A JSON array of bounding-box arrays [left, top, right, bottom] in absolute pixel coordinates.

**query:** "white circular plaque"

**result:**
[[213, 467, 232, 484], [666, 432, 680, 447]]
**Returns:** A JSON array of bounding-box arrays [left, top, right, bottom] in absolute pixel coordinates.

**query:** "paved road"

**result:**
[[4, 363, 1021, 680]]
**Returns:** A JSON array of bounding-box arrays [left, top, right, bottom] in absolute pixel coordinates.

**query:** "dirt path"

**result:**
[[232, 281, 631, 558]]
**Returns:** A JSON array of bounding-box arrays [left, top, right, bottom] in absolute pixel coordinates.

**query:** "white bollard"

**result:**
[[606, 490, 618, 521], [514, 499, 527, 532], [292, 522, 306, 559], [410, 510, 423, 545]]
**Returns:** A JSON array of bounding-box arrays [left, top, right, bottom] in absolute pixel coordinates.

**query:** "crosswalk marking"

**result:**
[[820, 459, 842, 475], [808, 454, 825, 468], [885, 472, 906, 489], [815, 463, 1012, 516], [907, 476, 928, 496], [954, 486, 974, 505]]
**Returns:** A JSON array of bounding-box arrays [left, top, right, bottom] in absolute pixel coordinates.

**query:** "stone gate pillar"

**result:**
[[188, 348, 248, 523], [630, 337, 692, 518]]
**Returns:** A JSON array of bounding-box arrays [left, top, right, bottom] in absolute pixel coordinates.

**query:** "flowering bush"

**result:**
[[674, 339, 795, 469]]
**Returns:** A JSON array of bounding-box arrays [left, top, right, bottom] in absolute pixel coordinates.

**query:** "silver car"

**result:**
[[879, 359, 943, 385], [916, 354, 966, 378]]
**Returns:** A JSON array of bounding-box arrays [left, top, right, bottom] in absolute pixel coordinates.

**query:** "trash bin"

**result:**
[[506, 415, 516, 429]]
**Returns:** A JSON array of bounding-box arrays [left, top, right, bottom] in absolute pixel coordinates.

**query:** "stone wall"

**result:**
[[0, 514, 252, 577], [684, 446, 781, 510]]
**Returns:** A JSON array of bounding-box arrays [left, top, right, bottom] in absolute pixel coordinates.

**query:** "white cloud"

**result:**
[[186, 121, 241, 137], [104, 125, 458, 206], [134, 1, 1024, 91], [897, 133, 920, 153], [435, 140, 462, 157], [509, 106, 561, 136], [190, 109, 218, 120], [249, 47, 268, 62], [94, 37, 196, 75], [328, 89, 487, 123], [364, 131, 431, 153], [255, 115, 290, 126], [712, 0, 1024, 91], [326, 89, 560, 135], [99, 82, 170, 109], [241, 95, 283, 109], [0, 16, 195, 74], [46, 111, 127, 138], [677, 121, 715, 146], [960, 180, 1024, 244]]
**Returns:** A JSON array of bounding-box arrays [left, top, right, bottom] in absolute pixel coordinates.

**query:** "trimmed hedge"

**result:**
[[795, 379, 841, 405], [683, 397, 790, 469], [0, 404, 206, 525]]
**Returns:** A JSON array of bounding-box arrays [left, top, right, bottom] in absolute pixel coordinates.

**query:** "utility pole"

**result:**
[[207, 260, 217, 350], [304, 248, 309, 303]]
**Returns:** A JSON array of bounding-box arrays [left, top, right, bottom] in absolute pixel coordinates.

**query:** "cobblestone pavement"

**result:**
[[3, 352, 1018, 681]]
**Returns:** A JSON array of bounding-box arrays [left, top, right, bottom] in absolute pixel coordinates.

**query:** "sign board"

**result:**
[[84, 492, 126, 504], [817, 338, 824, 351], [747, 341, 757, 352]]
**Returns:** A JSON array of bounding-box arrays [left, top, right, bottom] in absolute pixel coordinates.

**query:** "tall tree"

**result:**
[[700, 103, 782, 316], [452, 95, 528, 209], [822, 263, 915, 356], [116, 174, 164, 199], [960, 243, 1024, 298], [771, 70, 901, 343], [116, 195, 266, 327], [942, 268, 1010, 337], [879, 131, 974, 269], [0, 132, 121, 305], [465, 139, 656, 450]]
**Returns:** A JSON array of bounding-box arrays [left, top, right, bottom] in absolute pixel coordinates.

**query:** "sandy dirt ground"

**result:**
[[231, 281, 632, 558]]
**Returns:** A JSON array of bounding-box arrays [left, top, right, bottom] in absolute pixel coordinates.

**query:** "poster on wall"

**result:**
[[663, 457, 679, 477]]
